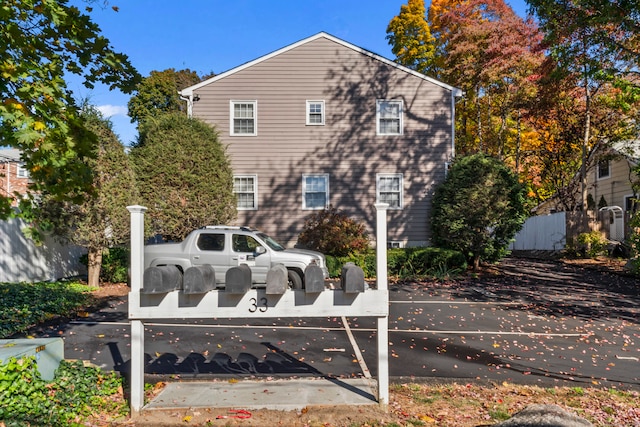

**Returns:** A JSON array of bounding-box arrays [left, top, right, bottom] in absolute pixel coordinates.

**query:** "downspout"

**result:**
[[451, 88, 464, 159], [451, 91, 456, 158], [179, 91, 194, 118]]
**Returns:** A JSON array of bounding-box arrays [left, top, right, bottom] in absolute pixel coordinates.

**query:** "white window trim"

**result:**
[[233, 174, 258, 210], [376, 99, 403, 136], [16, 163, 29, 179], [306, 100, 325, 125], [302, 174, 329, 210], [230, 100, 257, 136], [596, 159, 610, 180], [376, 173, 403, 209], [388, 241, 405, 249]]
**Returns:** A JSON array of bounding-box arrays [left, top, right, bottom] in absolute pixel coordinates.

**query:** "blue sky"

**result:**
[[72, 0, 530, 146]]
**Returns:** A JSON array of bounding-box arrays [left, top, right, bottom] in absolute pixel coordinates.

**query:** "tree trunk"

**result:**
[[580, 34, 592, 229], [473, 256, 481, 271], [515, 111, 521, 172], [87, 247, 103, 288]]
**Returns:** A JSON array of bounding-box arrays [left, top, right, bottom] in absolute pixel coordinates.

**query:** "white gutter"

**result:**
[[451, 89, 464, 159], [179, 92, 193, 118]]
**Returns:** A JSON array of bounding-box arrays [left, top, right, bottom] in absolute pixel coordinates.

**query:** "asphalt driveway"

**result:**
[[27, 257, 640, 390]]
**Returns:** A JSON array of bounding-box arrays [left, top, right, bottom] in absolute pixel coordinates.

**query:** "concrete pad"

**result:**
[[144, 378, 378, 411]]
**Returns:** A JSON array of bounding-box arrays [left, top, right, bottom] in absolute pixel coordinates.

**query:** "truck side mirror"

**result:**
[[255, 246, 267, 255]]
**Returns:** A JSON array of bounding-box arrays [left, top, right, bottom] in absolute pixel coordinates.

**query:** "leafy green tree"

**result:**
[[39, 105, 139, 287], [527, 0, 640, 212], [127, 68, 203, 129], [386, 0, 436, 74], [74, 106, 139, 287], [431, 153, 528, 269], [130, 113, 236, 241], [0, 1, 140, 219]]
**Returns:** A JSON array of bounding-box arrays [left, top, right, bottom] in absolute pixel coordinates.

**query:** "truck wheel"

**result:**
[[287, 270, 303, 289]]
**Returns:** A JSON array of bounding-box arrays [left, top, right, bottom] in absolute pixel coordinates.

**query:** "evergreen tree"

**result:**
[[130, 113, 236, 241], [431, 153, 528, 269]]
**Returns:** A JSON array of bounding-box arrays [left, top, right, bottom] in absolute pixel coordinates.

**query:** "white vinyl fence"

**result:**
[[510, 212, 567, 251], [0, 217, 87, 283]]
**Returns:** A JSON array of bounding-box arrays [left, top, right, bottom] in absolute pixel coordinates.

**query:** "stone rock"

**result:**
[[492, 404, 592, 427]]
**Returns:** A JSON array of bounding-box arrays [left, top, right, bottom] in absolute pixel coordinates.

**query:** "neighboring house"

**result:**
[[532, 140, 639, 244], [590, 140, 640, 213], [536, 140, 640, 215], [0, 148, 30, 206], [179, 32, 462, 247]]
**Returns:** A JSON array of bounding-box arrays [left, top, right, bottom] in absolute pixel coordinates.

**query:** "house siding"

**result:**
[[591, 156, 637, 211], [190, 36, 455, 246]]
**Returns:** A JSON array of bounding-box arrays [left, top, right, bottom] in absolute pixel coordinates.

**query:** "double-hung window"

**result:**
[[233, 175, 258, 210], [597, 159, 610, 180], [376, 173, 403, 209], [16, 163, 29, 178], [376, 100, 403, 135], [302, 174, 329, 210], [230, 101, 257, 136], [306, 100, 325, 125]]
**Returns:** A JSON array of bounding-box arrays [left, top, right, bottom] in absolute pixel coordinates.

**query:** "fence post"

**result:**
[[127, 205, 147, 416], [375, 203, 389, 406]]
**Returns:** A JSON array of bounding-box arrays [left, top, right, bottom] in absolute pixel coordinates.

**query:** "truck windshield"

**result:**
[[257, 233, 285, 251]]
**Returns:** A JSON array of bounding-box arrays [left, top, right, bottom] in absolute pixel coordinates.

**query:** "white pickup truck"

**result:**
[[144, 226, 329, 289]]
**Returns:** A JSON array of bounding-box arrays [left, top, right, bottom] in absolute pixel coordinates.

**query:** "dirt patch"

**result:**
[[90, 282, 130, 299]]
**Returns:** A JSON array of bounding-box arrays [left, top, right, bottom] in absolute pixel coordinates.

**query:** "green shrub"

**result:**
[[298, 207, 369, 257], [0, 281, 94, 339], [388, 247, 467, 279], [576, 231, 609, 258], [325, 251, 376, 278], [101, 247, 129, 283], [0, 357, 126, 426], [80, 246, 129, 283], [0, 357, 54, 425], [326, 247, 466, 280]]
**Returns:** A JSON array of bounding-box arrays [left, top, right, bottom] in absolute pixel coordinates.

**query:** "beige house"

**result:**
[[0, 148, 30, 207], [537, 140, 640, 215], [534, 140, 639, 243], [180, 32, 462, 247], [589, 140, 640, 213]]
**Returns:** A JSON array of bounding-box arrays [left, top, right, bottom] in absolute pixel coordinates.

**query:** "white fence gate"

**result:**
[[510, 212, 567, 251], [0, 217, 86, 283]]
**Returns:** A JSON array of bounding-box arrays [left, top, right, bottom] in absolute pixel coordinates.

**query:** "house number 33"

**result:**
[[249, 297, 268, 313]]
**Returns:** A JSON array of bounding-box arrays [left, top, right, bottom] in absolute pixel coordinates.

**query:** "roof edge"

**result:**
[[180, 32, 462, 96]]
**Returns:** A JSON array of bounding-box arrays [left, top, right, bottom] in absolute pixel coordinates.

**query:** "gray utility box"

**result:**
[[0, 338, 64, 380]]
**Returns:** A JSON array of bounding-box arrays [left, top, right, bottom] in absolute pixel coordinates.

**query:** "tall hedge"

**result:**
[[130, 113, 236, 240]]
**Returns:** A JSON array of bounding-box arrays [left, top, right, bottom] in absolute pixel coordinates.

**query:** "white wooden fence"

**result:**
[[0, 217, 86, 283], [510, 212, 567, 251]]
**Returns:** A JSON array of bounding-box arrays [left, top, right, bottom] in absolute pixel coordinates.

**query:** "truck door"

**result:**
[[231, 233, 270, 284], [192, 232, 228, 285]]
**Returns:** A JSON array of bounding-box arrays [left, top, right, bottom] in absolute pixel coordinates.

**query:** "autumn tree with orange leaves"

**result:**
[[388, 0, 640, 210], [426, 0, 545, 184]]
